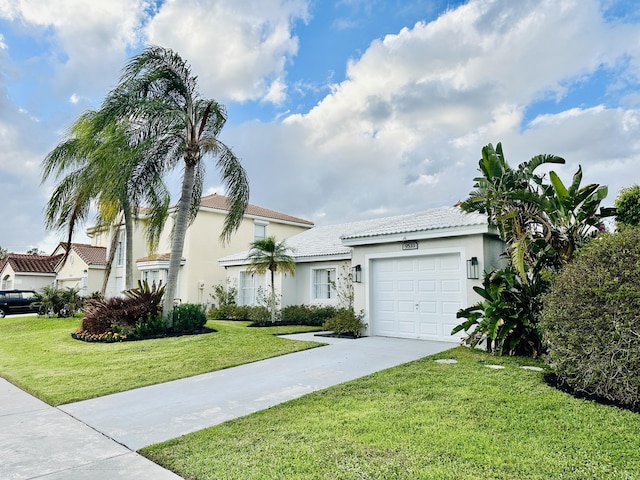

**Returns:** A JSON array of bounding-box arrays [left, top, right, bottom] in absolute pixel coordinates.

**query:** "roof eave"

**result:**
[[341, 224, 495, 246]]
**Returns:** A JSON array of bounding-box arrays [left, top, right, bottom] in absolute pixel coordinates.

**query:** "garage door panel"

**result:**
[[440, 254, 461, 271], [372, 254, 466, 341], [418, 258, 436, 272], [442, 301, 462, 314], [398, 301, 415, 313], [418, 301, 437, 314], [441, 279, 462, 293], [418, 280, 436, 293], [397, 259, 414, 272], [419, 321, 438, 336], [378, 300, 394, 313], [398, 320, 417, 334]]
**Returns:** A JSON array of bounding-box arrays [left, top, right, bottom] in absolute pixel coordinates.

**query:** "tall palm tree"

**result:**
[[42, 111, 170, 294], [98, 46, 249, 322], [246, 236, 296, 322]]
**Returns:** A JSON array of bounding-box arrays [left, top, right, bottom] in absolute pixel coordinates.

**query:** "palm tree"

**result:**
[[42, 111, 170, 294], [246, 236, 296, 322], [98, 46, 249, 323]]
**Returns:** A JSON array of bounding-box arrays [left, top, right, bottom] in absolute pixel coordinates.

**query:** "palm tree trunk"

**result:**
[[102, 225, 119, 296], [270, 268, 276, 323], [123, 200, 134, 290], [162, 161, 196, 325]]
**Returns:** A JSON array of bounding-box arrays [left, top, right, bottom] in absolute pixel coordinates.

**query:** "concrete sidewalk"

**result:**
[[0, 378, 181, 480], [2, 333, 457, 479]]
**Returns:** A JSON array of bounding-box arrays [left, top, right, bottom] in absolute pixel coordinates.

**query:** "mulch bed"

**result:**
[[72, 326, 217, 343], [544, 373, 639, 414], [314, 332, 363, 339]]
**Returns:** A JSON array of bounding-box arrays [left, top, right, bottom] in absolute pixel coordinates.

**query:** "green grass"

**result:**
[[0, 316, 322, 405], [142, 347, 640, 480]]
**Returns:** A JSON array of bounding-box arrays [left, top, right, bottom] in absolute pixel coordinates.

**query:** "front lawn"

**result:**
[[142, 347, 640, 480], [0, 316, 322, 405]]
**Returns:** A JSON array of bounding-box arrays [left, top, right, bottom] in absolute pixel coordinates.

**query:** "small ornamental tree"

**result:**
[[246, 237, 296, 322], [540, 227, 640, 408]]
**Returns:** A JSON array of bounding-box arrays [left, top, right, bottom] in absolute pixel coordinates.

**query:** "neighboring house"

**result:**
[[0, 253, 63, 291], [52, 243, 108, 296], [220, 206, 504, 343], [86, 194, 314, 303]]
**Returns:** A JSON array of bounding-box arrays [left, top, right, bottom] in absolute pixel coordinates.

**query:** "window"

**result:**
[[239, 271, 265, 306], [142, 269, 161, 287], [116, 240, 124, 266], [313, 268, 336, 300], [254, 222, 268, 241], [1, 274, 11, 290]]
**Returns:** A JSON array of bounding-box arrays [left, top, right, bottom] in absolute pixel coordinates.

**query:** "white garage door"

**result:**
[[371, 253, 465, 341]]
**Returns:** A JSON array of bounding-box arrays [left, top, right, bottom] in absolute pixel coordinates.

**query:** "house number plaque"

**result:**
[[402, 240, 418, 250]]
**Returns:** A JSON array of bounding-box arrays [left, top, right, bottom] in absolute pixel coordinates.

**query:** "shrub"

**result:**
[[322, 309, 366, 337], [207, 304, 270, 322], [280, 304, 339, 326], [170, 303, 207, 333], [210, 280, 237, 307], [80, 280, 165, 335], [540, 227, 640, 408], [614, 184, 640, 227], [453, 267, 547, 357]]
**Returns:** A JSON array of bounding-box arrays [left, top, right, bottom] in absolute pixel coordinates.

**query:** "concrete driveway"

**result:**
[[2, 333, 457, 479]]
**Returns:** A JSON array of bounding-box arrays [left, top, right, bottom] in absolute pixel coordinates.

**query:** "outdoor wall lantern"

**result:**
[[352, 264, 362, 283], [466, 257, 479, 280]]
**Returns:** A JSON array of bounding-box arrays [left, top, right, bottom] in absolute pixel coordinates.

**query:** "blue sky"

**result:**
[[1, 0, 639, 253]]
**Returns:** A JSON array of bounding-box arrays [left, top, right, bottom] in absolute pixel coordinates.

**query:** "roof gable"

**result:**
[[199, 194, 314, 226], [56, 243, 107, 266], [1, 253, 64, 274]]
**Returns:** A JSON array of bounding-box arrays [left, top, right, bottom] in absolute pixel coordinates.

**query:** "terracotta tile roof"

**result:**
[[199, 194, 314, 226], [136, 253, 186, 263], [73, 244, 107, 266], [58, 243, 107, 266], [1, 253, 63, 274], [137, 253, 171, 262]]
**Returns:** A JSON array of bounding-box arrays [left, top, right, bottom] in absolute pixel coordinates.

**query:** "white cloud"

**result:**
[[232, 0, 640, 225], [0, 0, 150, 101], [145, 0, 310, 103]]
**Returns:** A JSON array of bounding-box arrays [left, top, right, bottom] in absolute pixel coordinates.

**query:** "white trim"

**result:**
[[342, 225, 492, 246], [363, 247, 468, 337], [309, 264, 340, 306], [219, 253, 351, 267], [12, 272, 57, 277]]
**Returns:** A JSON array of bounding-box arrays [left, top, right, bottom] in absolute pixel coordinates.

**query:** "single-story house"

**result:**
[[220, 206, 504, 342], [0, 253, 63, 291]]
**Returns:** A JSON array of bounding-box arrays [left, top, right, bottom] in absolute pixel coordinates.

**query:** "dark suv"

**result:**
[[0, 290, 39, 317]]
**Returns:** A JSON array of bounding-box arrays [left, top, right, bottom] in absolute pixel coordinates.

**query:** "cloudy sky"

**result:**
[[1, 0, 639, 253]]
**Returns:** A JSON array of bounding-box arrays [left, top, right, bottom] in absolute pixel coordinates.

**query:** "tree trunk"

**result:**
[[102, 225, 119, 296], [123, 200, 134, 290], [162, 161, 197, 325], [270, 268, 276, 323]]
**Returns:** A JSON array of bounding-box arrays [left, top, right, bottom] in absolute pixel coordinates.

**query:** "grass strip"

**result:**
[[142, 347, 640, 480], [0, 316, 321, 405]]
